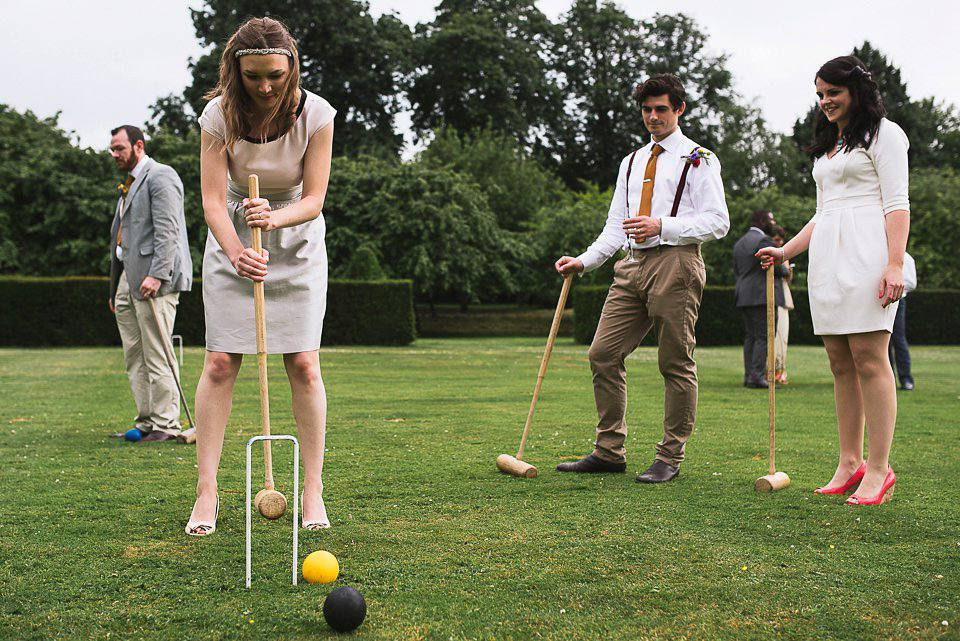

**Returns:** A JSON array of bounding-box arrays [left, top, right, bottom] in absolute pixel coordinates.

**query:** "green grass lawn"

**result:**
[[0, 340, 957, 641]]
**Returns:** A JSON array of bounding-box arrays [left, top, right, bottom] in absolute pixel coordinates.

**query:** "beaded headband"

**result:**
[[235, 47, 293, 58]]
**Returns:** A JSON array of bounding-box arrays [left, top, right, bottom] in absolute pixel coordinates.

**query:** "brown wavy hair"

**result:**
[[204, 17, 301, 148], [633, 73, 686, 110]]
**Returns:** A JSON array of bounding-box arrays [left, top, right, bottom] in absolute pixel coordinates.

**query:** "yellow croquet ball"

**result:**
[[302, 550, 339, 584]]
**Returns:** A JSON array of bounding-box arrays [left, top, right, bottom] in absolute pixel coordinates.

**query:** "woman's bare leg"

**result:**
[[848, 331, 897, 497], [188, 351, 243, 527], [820, 335, 866, 489], [283, 350, 327, 526]]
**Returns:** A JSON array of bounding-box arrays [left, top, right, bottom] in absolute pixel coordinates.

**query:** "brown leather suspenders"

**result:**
[[624, 144, 699, 218]]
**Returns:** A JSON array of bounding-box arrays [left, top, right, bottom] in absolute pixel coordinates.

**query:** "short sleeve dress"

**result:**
[[198, 89, 336, 353], [807, 118, 910, 335]]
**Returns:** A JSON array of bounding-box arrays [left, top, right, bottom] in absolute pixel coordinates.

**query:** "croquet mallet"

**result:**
[[146, 297, 197, 444], [496, 273, 573, 478], [249, 174, 287, 519], [755, 266, 790, 492]]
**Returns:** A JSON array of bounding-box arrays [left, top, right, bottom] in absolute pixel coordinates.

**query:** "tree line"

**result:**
[[3, 0, 959, 307]]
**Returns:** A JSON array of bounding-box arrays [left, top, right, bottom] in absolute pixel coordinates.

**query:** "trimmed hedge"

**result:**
[[325, 280, 415, 345], [0, 276, 415, 347], [572, 284, 960, 346]]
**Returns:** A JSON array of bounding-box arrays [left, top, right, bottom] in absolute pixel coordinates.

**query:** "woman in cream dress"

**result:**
[[185, 17, 335, 535], [771, 225, 793, 384], [758, 55, 909, 506]]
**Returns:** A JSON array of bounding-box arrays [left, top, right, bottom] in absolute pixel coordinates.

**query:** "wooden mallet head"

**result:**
[[255, 488, 287, 520], [496, 454, 538, 478], [754, 471, 790, 492]]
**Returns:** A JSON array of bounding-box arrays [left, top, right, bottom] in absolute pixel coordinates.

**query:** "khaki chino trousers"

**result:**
[[588, 245, 706, 467], [114, 276, 181, 435]]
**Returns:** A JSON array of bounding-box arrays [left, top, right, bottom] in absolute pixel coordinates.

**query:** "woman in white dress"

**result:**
[[758, 56, 909, 506], [185, 17, 335, 535]]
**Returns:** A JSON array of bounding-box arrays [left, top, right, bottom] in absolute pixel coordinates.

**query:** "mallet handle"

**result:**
[[766, 265, 776, 475], [147, 297, 195, 430], [249, 174, 274, 491], [517, 274, 573, 460]]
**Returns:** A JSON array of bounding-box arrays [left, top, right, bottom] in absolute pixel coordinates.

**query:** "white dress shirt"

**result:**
[[130, 153, 149, 179], [903, 251, 917, 295], [577, 128, 730, 273]]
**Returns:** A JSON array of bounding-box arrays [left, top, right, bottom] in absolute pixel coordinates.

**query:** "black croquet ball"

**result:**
[[323, 586, 366, 632]]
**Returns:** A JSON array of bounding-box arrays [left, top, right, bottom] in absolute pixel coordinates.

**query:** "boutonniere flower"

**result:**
[[682, 147, 713, 167], [117, 183, 129, 196]]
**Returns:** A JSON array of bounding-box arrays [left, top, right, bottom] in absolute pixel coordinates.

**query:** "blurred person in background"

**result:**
[[108, 124, 193, 442], [771, 224, 795, 385], [733, 210, 788, 389], [888, 251, 917, 390]]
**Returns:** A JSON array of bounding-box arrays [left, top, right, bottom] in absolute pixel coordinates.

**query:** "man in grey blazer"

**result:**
[[108, 125, 193, 441], [733, 209, 787, 388]]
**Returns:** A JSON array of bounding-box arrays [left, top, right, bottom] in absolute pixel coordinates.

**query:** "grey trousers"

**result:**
[[740, 305, 767, 384], [588, 245, 706, 467], [114, 276, 181, 434]]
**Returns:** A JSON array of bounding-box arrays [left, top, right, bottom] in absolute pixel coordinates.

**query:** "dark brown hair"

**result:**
[[632, 73, 686, 110], [204, 17, 301, 149], [750, 209, 774, 235], [111, 125, 145, 151], [806, 55, 886, 159]]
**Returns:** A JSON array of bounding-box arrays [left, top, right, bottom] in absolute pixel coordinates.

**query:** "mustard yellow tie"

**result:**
[[122, 174, 135, 200], [637, 143, 664, 217], [117, 174, 135, 249]]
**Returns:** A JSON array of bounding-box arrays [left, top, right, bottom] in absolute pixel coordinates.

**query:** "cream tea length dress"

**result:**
[[198, 89, 336, 353]]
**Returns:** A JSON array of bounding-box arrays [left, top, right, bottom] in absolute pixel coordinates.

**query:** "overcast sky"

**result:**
[[7, 0, 957, 150]]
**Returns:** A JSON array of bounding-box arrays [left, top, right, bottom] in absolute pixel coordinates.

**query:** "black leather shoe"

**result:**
[[635, 460, 679, 483], [141, 431, 178, 442], [556, 453, 626, 474], [745, 378, 769, 389]]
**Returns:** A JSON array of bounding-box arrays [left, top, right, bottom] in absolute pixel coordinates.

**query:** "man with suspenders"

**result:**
[[555, 74, 730, 483]]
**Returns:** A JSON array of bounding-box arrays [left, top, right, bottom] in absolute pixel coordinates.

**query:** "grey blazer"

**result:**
[[733, 227, 786, 308], [109, 158, 193, 302]]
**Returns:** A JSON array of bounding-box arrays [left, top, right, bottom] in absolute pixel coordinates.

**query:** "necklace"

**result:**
[[836, 137, 844, 150]]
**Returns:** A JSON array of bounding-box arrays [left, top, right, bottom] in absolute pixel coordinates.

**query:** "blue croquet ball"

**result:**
[[124, 428, 142, 442], [323, 586, 366, 632]]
